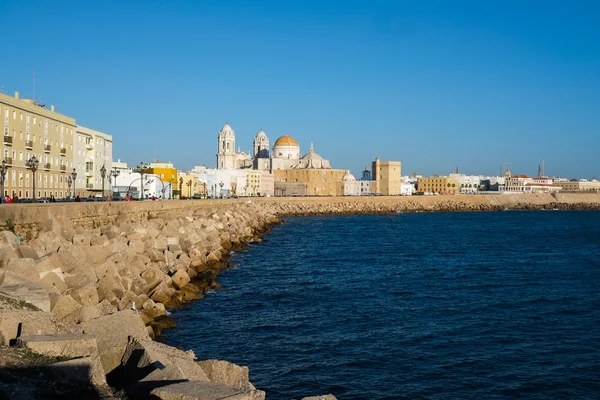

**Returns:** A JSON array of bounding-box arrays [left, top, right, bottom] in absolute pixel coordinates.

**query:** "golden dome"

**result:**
[[273, 135, 299, 147]]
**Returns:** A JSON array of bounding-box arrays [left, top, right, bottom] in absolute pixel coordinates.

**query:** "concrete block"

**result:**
[[81, 309, 150, 374], [197, 359, 255, 390], [0, 309, 56, 345], [150, 381, 265, 400], [17, 333, 98, 358], [0, 283, 51, 312], [16, 245, 39, 260], [43, 354, 107, 387]]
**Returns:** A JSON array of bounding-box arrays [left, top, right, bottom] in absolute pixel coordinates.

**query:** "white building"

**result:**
[[113, 169, 169, 199], [400, 183, 414, 196], [73, 126, 112, 197], [343, 170, 360, 196], [449, 173, 481, 194], [502, 174, 562, 194]]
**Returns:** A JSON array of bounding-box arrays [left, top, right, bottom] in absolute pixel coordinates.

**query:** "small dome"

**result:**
[[221, 123, 233, 132], [343, 170, 356, 182], [273, 135, 299, 147], [256, 129, 267, 138]]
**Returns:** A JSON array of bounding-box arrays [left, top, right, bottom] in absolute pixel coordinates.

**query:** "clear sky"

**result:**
[[1, 0, 598, 178]]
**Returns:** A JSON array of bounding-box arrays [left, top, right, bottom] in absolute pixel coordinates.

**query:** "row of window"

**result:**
[[3, 107, 73, 134], [5, 190, 70, 199], [0, 149, 73, 167], [3, 171, 74, 186]]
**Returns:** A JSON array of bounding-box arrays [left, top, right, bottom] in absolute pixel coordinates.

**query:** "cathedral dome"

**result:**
[[274, 135, 298, 147], [343, 170, 356, 182], [221, 123, 233, 132]]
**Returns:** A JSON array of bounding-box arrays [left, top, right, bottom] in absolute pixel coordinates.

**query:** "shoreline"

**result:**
[[0, 194, 599, 399]]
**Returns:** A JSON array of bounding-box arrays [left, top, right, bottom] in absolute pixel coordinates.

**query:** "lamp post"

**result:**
[[67, 176, 72, 198], [71, 168, 78, 198], [134, 162, 145, 200], [111, 167, 120, 199], [26, 155, 40, 200], [100, 164, 106, 198], [0, 160, 9, 204], [187, 180, 192, 198], [219, 181, 224, 198], [179, 177, 183, 199]]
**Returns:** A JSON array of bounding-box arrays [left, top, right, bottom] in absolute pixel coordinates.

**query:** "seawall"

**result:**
[[0, 193, 599, 398]]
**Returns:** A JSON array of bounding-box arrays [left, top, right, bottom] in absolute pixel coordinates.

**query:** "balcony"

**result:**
[[85, 170, 94, 177], [60, 165, 66, 172], [86, 142, 94, 150], [44, 163, 51, 170], [3, 158, 12, 165], [60, 148, 66, 155], [3, 136, 12, 145], [44, 144, 51, 153], [86, 183, 94, 189], [25, 140, 33, 149]]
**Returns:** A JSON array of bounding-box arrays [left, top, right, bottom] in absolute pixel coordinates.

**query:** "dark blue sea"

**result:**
[[160, 211, 600, 399]]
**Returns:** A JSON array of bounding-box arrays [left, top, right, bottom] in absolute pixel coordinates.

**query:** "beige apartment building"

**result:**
[[417, 176, 459, 194], [372, 158, 402, 195], [74, 126, 113, 197], [555, 180, 600, 192], [1, 91, 75, 199]]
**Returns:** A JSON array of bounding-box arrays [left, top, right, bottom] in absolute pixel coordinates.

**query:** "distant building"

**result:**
[[343, 170, 360, 196], [417, 176, 459, 195], [74, 125, 113, 197], [502, 174, 562, 193], [372, 158, 402, 195], [146, 161, 178, 198], [449, 173, 480, 194], [555, 180, 600, 192]]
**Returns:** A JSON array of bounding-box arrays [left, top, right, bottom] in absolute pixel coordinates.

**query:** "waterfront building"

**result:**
[[178, 173, 204, 198], [343, 170, 360, 196], [372, 158, 402, 195], [193, 166, 247, 198], [244, 169, 274, 197], [555, 179, 600, 192], [449, 173, 481, 194], [400, 183, 415, 196], [417, 176, 459, 194], [502, 174, 562, 193], [113, 169, 165, 199], [146, 161, 178, 198], [0, 91, 75, 199], [74, 125, 113, 197]]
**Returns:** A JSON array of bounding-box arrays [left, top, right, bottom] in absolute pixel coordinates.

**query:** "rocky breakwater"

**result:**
[[0, 203, 333, 399]]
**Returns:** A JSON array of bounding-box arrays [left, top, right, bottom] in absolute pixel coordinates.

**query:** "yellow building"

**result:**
[[0, 91, 75, 199], [372, 158, 402, 195], [274, 169, 346, 196], [146, 161, 178, 197], [178, 173, 207, 198], [555, 180, 600, 192], [417, 176, 459, 194]]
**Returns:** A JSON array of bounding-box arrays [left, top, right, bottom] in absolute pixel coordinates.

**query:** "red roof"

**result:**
[[512, 174, 531, 178]]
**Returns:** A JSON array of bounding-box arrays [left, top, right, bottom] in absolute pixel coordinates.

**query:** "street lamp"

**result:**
[[111, 167, 120, 198], [134, 162, 145, 200], [67, 176, 73, 197], [219, 181, 224, 198], [203, 182, 207, 199], [0, 160, 9, 204], [71, 168, 77, 198], [187, 179, 192, 198], [100, 164, 106, 198], [26, 155, 40, 200], [179, 177, 183, 199]]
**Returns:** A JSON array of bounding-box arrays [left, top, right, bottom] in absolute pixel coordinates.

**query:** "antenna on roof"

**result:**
[[32, 70, 36, 100]]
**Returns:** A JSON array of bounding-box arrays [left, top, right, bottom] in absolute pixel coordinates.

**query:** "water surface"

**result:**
[[160, 211, 600, 399]]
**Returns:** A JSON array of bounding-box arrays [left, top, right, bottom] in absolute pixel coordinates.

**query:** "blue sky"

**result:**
[[1, 0, 598, 178]]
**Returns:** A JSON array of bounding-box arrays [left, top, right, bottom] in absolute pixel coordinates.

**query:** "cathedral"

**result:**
[[216, 123, 333, 172]]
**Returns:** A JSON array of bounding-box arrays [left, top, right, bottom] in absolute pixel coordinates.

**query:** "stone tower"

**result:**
[[217, 123, 236, 169]]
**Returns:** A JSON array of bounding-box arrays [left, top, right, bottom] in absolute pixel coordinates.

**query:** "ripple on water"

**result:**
[[160, 212, 600, 400]]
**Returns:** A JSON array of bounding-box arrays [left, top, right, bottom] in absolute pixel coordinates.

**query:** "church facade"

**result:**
[[215, 122, 347, 196]]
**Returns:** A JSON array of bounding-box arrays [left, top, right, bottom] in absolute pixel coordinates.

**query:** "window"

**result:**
[[19, 152, 23, 161]]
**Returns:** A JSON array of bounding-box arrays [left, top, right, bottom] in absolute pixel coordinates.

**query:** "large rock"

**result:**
[[42, 354, 107, 387], [0, 258, 40, 285], [171, 269, 190, 290], [0, 282, 51, 312], [0, 246, 18, 268], [16, 333, 98, 358], [197, 359, 255, 390], [81, 309, 150, 374], [141, 265, 165, 293], [50, 293, 82, 322], [0, 309, 56, 345], [69, 284, 100, 306], [15, 245, 39, 260], [302, 396, 337, 400], [40, 271, 68, 294], [150, 381, 265, 400]]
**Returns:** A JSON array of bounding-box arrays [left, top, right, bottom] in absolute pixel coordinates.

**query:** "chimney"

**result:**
[[51, 105, 55, 112], [15, 91, 19, 100]]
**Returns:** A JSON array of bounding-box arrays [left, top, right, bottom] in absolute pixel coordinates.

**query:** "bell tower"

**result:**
[[217, 123, 236, 169]]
